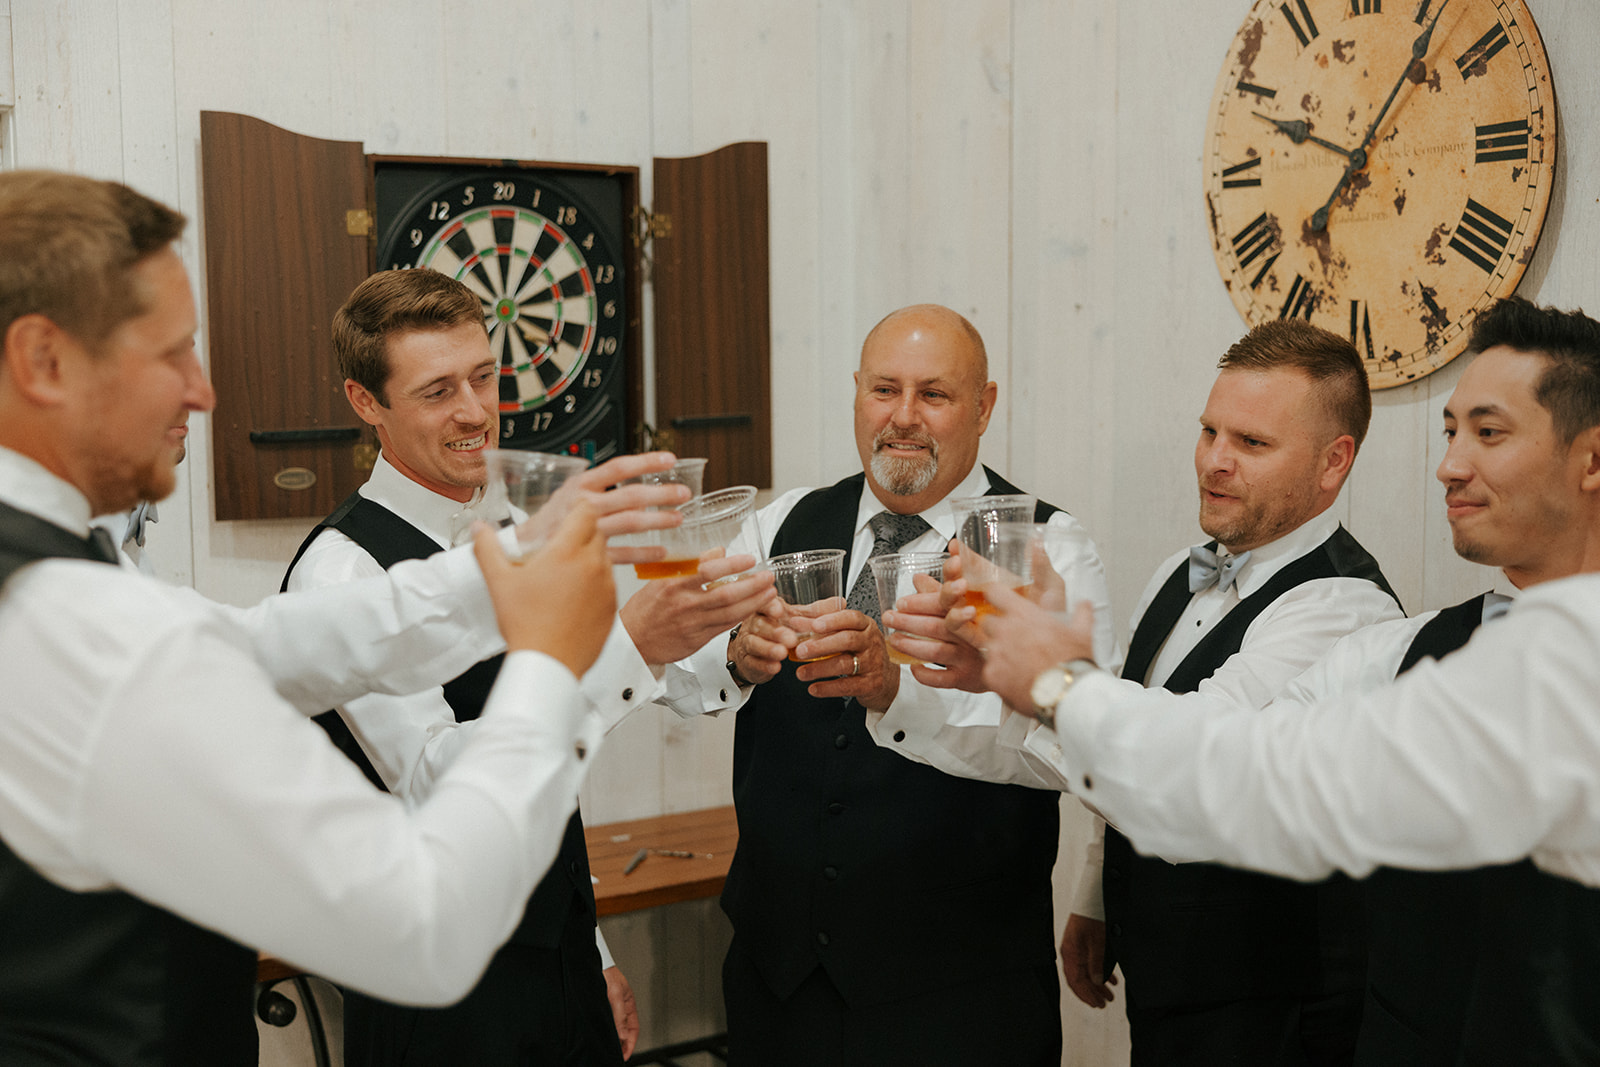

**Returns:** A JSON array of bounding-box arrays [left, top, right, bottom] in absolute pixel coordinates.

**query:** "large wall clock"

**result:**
[[1204, 0, 1556, 388], [374, 161, 630, 459]]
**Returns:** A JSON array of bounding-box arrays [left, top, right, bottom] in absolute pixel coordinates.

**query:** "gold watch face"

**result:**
[[1204, 0, 1556, 388]]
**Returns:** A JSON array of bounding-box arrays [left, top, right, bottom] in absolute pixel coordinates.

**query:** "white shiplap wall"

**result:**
[[10, 2, 1599, 1063]]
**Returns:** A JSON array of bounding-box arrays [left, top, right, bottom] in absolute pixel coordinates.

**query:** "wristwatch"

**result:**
[[726, 624, 751, 687], [1027, 659, 1098, 730]]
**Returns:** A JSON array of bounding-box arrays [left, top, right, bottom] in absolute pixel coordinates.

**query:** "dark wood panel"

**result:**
[[652, 143, 771, 490], [200, 111, 371, 520]]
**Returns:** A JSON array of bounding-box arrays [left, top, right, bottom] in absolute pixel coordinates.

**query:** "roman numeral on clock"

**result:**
[[1280, 274, 1316, 320], [1222, 157, 1263, 188], [1231, 211, 1281, 287], [1456, 23, 1511, 79], [1349, 300, 1375, 359], [1351, 0, 1381, 14], [1448, 198, 1514, 274], [1475, 119, 1530, 163], [1237, 81, 1278, 100], [1280, 0, 1320, 47]]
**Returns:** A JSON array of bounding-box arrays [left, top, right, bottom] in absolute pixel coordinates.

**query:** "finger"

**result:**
[[910, 571, 941, 595], [881, 608, 949, 640], [892, 631, 965, 666], [892, 590, 946, 618], [574, 451, 677, 491], [592, 481, 691, 519], [937, 577, 969, 612], [784, 595, 847, 621], [471, 519, 512, 578], [908, 662, 966, 689]]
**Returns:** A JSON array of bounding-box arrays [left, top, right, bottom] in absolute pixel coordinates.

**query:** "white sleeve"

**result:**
[[1048, 589, 1600, 886], [865, 509, 1119, 787], [84, 625, 600, 1004]]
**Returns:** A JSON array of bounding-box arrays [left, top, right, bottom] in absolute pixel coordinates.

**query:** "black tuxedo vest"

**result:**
[[722, 469, 1063, 1007], [1356, 595, 1600, 1066], [283, 493, 594, 949], [1104, 525, 1397, 1009], [0, 501, 257, 1066]]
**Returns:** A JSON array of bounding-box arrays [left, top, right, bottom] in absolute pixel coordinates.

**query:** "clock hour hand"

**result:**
[[1252, 112, 1356, 159]]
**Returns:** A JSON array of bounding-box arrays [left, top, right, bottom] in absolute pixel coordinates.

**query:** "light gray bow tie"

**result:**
[[1188, 545, 1251, 594], [125, 501, 158, 549]]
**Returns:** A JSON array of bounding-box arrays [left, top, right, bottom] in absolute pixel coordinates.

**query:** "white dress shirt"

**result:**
[[658, 465, 1120, 741], [0, 446, 603, 1005], [1046, 573, 1600, 888], [285, 452, 659, 969]]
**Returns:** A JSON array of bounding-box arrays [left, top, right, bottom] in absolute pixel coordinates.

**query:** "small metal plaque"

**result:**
[[273, 467, 317, 492]]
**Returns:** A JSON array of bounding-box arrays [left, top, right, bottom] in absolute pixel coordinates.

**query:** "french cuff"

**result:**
[[654, 651, 749, 718], [582, 617, 665, 733], [484, 650, 602, 762], [1046, 670, 1127, 798], [1071, 855, 1108, 921]]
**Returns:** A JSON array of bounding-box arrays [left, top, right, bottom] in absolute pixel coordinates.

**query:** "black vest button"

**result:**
[[893, 730, 906, 742], [833, 733, 849, 750], [569, 860, 580, 876], [622, 687, 634, 701], [719, 689, 728, 701], [827, 803, 845, 816], [823, 866, 838, 880], [816, 932, 830, 946], [1111, 923, 1123, 937], [1082, 774, 1094, 791], [1105, 866, 1121, 881]]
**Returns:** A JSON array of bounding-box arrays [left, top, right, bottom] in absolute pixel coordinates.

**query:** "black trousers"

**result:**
[[342, 908, 621, 1067], [1125, 987, 1362, 1067], [722, 935, 1060, 1067]]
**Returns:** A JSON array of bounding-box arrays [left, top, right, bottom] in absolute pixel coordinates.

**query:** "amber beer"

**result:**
[[788, 632, 831, 664], [634, 557, 702, 580], [962, 584, 1026, 618]]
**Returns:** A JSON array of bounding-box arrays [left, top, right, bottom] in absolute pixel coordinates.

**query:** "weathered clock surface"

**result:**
[[1204, 0, 1556, 388], [375, 163, 629, 457]]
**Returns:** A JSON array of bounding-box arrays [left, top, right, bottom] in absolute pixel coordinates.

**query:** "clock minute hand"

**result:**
[[1252, 112, 1357, 159], [1354, 0, 1452, 157], [1310, 0, 1450, 231]]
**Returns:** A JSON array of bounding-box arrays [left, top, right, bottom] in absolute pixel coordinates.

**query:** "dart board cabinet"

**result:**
[[200, 111, 770, 521]]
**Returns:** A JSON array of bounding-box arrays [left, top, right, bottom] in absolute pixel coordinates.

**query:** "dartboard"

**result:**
[[374, 163, 628, 457]]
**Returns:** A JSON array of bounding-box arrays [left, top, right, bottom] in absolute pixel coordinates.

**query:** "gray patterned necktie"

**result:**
[[845, 510, 933, 623]]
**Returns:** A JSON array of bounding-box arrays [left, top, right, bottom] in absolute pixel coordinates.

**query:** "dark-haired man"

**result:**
[[285, 268, 774, 1067], [0, 171, 654, 1064], [975, 297, 1600, 1065], [883, 319, 1402, 1065]]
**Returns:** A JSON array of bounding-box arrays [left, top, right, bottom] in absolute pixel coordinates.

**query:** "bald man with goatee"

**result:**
[[662, 304, 1117, 1066]]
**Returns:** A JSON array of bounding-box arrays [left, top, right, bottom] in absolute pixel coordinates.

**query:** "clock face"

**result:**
[[375, 165, 628, 456], [1204, 0, 1556, 388]]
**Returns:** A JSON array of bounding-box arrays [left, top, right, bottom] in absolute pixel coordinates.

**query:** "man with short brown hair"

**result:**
[[287, 268, 774, 1067], [0, 170, 640, 1064], [881, 318, 1401, 1065]]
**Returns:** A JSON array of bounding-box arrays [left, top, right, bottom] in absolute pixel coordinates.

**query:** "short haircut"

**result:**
[[1218, 319, 1371, 451], [0, 170, 186, 353], [1469, 296, 1600, 444], [333, 270, 487, 405]]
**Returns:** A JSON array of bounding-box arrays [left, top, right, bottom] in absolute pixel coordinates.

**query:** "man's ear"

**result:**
[[344, 379, 385, 426], [1319, 434, 1357, 493], [1574, 425, 1600, 493], [3, 315, 73, 406]]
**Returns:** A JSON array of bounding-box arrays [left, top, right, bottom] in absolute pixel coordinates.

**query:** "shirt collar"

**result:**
[[852, 463, 993, 546], [359, 451, 496, 548], [1215, 508, 1342, 600], [0, 446, 95, 536]]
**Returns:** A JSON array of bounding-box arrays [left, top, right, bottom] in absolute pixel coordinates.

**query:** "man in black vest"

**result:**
[[972, 297, 1600, 1065], [667, 304, 1116, 1066], [888, 320, 1401, 1064], [0, 171, 642, 1064], [285, 269, 775, 1066]]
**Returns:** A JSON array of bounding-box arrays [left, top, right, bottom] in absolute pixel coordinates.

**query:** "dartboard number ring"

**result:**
[[378, 170, 627, 453]]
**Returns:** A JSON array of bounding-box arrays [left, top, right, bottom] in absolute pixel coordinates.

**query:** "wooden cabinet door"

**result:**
[[652, 143, 772, 490], [200, 111, 370, 520]]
